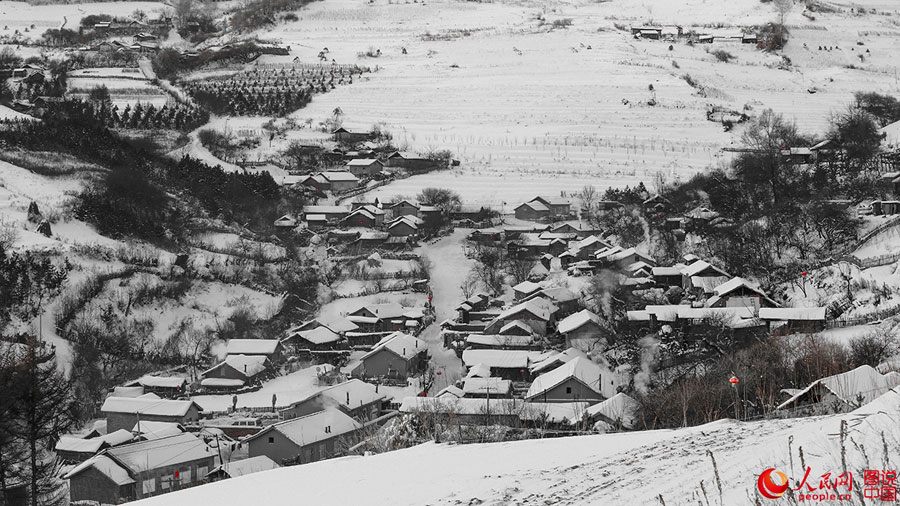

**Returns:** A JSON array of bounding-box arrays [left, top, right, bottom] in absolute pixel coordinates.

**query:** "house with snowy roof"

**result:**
[[55, 429, 134, 463], [64, 432, 214, 504], [352, 332, 427, 379], [759, 307, 827, 334], [525, 357, 609, 404], [225, 339, 283, 362], [278, 379, 386, 422], [681, 260, 730, 293], [461, 349, 545, 380], [514, 200, 550, 221], [557, 309, 609, 353], [273, 214, 297, 228], [206, 455, 280, 481], [127, 375, 188, 397], [483, 298, 558, 335], [347, 303, 425, 332], [247, 409, 361, 466], [385, 151, 440, 172], [587, 392, 641, 431], [201, 354, 271, 389], [387, 215, 420, 237], [301, 205, 350, 222], [100, 397, 202, 433], [344, 158, 384, 178], [777, 365, 900, 412], [320, 171, 360, 192], [531, 196, 572, 217], [342, 207, 382, 228], [529, 347, 588, 375], [464, 333, 539, 350], [283, 325, 344, 351], [462, 377, 513, 398], [513, 280, 543, 300], [706, 277, 779, 311]]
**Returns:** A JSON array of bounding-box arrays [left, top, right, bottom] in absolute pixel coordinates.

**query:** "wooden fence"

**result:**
[[825, 301, 900, 328]]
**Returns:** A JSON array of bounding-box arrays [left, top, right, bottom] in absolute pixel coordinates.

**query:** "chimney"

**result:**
[[346, 392, 350, 405], [244, 364, 247, 373], [403, 348, 406, 356]]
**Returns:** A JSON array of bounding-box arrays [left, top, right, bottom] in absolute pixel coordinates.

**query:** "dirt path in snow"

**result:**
[[415, 229, 473, 393]]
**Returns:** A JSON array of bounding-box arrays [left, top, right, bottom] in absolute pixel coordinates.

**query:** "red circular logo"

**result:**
[[758, 468, 789, 499]]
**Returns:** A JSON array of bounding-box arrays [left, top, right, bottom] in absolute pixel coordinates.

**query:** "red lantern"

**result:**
[[801, 272, 807, 276], [729, 376, 739, 385], [436, 371, 441, 375]]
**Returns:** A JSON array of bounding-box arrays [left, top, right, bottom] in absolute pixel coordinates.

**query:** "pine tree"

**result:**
[[17, 338, 78, 506]]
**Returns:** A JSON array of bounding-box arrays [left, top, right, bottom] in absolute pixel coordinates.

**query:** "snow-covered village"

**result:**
[[3, 0, 900, 504]]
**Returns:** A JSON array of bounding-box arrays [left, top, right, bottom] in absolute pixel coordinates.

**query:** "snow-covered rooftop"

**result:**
[[526, 357, 604, 400], [226, 339, 280, 356], [557, 309, 602, 335]]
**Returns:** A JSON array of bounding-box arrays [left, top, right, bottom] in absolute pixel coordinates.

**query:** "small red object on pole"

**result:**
[[729, 376, 739, 385]]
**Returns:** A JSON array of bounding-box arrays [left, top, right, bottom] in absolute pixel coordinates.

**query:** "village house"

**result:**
[[321, 171, 360, 192], [461, 349, 543, 381], [352, 332, 428, 379], [65, 433, 214, 504], [531, 196, 572, 217], [513, 280, 543, 301], [461, 377, 513, 398], [706, 277, 779, 311], [399, 396, 522, 427], [387, 216, 421, 237], [758, 307, 827, 334], [100, 397, 202, 433], [246, 409, 361, 466], [388, 200, 421, 219], [483, 298, 557, 336], [283, 325, 344, 351], [344, 158, 384, 178], [225, 339, 284, 362], [777, 365, 900, 412], [521, 287, 580, 315], [274, 215, 297, 229], [525, 357, 608, 404], [128, 376, 188, 398], [55, 430, 134, 464], [385, 151, 439, 172], [302, 205, 350, 223], [201, 355, 271, 389], [332, 127, 372, 144], [346, 303, 425, 333], [206, 455, 280, 482], [557, 309, 609, 353], [530, 347, 588, 376], [278, 379, 386, 422], [514, 200, 550, 221], [342, 208, 381, 228], [587, 392, 641, 431], [464, 333, 539, 351]]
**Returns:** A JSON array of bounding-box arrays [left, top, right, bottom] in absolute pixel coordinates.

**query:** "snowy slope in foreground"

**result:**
[[137, 391, 900, 506]]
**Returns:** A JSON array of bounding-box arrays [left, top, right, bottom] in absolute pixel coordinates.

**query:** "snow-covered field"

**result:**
[[170, 0, 900, 204], [137, 389, 900, 506]]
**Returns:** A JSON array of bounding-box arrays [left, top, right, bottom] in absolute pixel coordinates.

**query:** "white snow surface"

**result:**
[[133, 390, 900, 506]]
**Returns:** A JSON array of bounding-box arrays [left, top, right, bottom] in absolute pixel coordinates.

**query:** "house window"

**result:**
[[268, 437, 275, 444], [197, 466, 208, 480], [160, 474, 171, 490], [142, 478, 156, 495], [566, 387, 572, 394], [319, 443, 327, 459], [182, 467, 192, 484]]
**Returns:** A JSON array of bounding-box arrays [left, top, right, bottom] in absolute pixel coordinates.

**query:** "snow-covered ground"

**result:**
[[136, 389, 900, 506], [167, 0, 900, 204]]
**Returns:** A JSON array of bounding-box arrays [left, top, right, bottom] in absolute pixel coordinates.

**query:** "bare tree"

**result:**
[[578, 185, 597, 213]]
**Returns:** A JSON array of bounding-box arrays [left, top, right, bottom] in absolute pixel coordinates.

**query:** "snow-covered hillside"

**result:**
[[135, 390, 900, 506]]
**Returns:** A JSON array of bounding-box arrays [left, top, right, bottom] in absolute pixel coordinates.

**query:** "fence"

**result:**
[[826, 301, 900, 328]]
